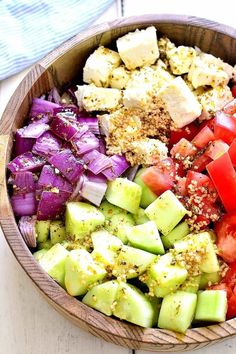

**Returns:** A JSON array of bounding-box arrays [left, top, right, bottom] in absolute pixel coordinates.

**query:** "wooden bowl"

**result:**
[[1, 14, 236, 352]]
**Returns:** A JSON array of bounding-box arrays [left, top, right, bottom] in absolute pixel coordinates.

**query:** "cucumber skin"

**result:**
[[194, 290, 227, 322], [161, 221, 190, 249], [133, 208, 150, 225], [133, 168, 157, 208], [36, 220, 51, 243], [50, 221, 66, 245]]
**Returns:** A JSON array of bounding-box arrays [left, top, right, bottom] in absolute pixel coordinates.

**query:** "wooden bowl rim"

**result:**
[[1, 14, 236, 350]]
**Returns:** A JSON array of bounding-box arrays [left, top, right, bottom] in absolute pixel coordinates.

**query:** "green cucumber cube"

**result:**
[[91, 230, 123, 252], [145, 254, 188, 297], [35, 220, 51, 243], [195, 290, 227, 322], [82, 280, 119, 316], [37, 240, 53, 250], [161, 221, 190, 249], [179, 275, 201, 293], [113, 245, 157, 279], [33, 249, 48, 261], [127, 221, 164, 255], [113, 282, 158, 327], [50, 221, 66, 245], [105, 178, 142, 214], [145, 190, 187, 235], [64, 249, 107, 296], [65, 202, 105, 240], [158, 291, 197, 333], [105, 212, 135, 244], [91, 248, 117, 267], [134, 168, 157, 208], [133, 207, 150, 225], [99, 201, 125, 220], [37, 243, 69, 287], [199, 272, 221, 290]]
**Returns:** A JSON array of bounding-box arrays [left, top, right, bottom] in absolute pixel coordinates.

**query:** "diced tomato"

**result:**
[[228, 138, 236, 166], [227, 294, 236, 319], [214, 111, 236, 144], [225, 262, 236, 289], [198, 118, 215, 131], [215, 213, 236, 263], [175, 161, 185, 177], [186, 170, 217, 203], [192, 126, 215, 149], [175, 177, 187, 196], [223, 98, 236, 115], [192, 153, 212, 172], [207, 153, 236, 213], [231, 86, 236, 99], [169, 122, 199, 147], [205, 140, 229, 160], [170, 138, 197, 159], [141, 158, 175, 196]]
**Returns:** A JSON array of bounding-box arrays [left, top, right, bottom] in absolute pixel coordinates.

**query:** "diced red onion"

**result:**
[[72, 131, 99, 155], [15, 128, 36, 156], [21, 122, 50, 139], [124, 165, 139, 181], [48, 149, 85, 184], [11, 192, 37, 216], [102, 155, 130, 180], [38, 165, 73, 193], [9, 171, 36, 194], [32, 131, 62, 158], [8, 152, 45, 173], [98, 138, 106, 154], [29, 98, 61, 118], [47, 87, 61, 104], [78, 117, 99, 135], [80, 177, 107, 206], [69, 175, 85, 200], [18, 216, 37, 248], [53, 105, 79, 117], [50, 114, 87, 141], [86, 171, 107, 183], [83, 150, 112, 175], [37, 190, 69, 220]]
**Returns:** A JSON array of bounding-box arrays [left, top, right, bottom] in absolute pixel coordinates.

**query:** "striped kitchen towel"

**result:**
[[0, 0, 115, 80]]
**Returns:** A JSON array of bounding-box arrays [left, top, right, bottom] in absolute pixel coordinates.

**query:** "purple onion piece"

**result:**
[[11, 192, 37, 216], [48, 149, 85, 184], [14, 129, 36, 156], [124, 165, 139, 181], [50, 114, 87, 141], [9, 171, 36, 195], [53, 105, 79, 116], [86, 171, 107, 183], [72, 131, 99, 155], [37, 190, 70, 220], [102, 155, 130, 180], [80, 178, 107, 206], [18, 216, 37, 248], [77, 117, 99, 135], [21, 122, 50, 139], [47, 87, 61, 104], [32, 131, 62, 158], [69, 175, 85, 201], [86, 151, 112, 175], [29, 98, 61, 118], [98, 138, 106, 154], [38, 165, 73, 193], [8, 152, 46, 173]]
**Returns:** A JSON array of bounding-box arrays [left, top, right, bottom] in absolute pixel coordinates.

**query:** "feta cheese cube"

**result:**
[[75, 85, 122, 112], [109, 65, 131, 89], [123, 86, 152, 109], [83, 46, 121, 87], [158, 77, 202, 128], [167, 46, 196, 75], [116, 26, 159, 70], [130, 138, 168, 165], [158, 37, 175, 59], [188, 53, 229, 88]]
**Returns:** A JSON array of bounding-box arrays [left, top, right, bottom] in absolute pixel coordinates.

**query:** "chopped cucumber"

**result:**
[[82, 280, 119, 316], [91, 230, 123, 252], [179, 275, 201, 293], [64, 249, 107, 296], [145, 254, 188, 297], [145, 190, 187, 235], [65, 202, 105, 240], [199, 272, 221, 290], [174, 232, 219, 273], [37, 240, 53, 250], [99, 201, 125, 220], [35, 220, 51, 243], [105, 212, 135, 244], [113, 245, 157, 279], [134, 168, 157, 208], [161, 221, 190, 249], [133, 207, 150, 225], [50, 221, 66, 245], [91, 248, 117, 267], [127, 221, 164, 255], [37, 243, 69, 287], [33, 249, 48, 261], [113, 282, 158, 327], [195, 290, 227, 322], [158, 291, 197, 333], [105, 178, 142, 214]]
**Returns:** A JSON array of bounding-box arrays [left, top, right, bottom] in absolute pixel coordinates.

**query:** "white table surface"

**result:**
[[1, 1, 236, 353]]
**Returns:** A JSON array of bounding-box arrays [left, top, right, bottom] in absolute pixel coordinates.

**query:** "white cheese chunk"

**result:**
[[83, 46, 121, 87], [130, 138, 168, 165], [167, 46, 196, 75], [158, 77, 202, 128], [75, 85, 122, 112], [116, 26, 159, 70], [109, 65, 131, 89], [188, 53, 230, 88]]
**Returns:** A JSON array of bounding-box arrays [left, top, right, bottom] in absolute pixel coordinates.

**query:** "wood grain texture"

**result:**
[[1, 14, 236, 352]]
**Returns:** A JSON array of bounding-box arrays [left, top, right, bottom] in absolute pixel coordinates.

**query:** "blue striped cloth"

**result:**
[[0, 0, 115, 80]]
